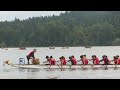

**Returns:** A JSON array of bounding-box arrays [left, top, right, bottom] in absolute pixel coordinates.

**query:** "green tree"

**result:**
[[112, 38, 120, 46]]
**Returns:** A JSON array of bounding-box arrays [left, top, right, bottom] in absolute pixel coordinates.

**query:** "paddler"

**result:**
[[113, 56, 118, 65], [71, 55, 77, 65], [91, 55, 99, 65], [44, 56, 51, 64], [49, 56, 56, 65], [68, 56, 74, 65], [57, 56, 66, 67], [100, 55, 110, 65], [80, 55, 88, 65], [115, 55, 120, 65], [61, 56, 67, 65]]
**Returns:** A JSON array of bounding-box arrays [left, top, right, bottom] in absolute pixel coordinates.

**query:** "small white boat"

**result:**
[[19, 47, 26, 50], [49, 46, 55, 49], [85, 46, 92, 48], [61, 46, 69, 49]]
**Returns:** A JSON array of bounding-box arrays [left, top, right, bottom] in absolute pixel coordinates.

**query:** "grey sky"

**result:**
[[0, 11, 65, 21]]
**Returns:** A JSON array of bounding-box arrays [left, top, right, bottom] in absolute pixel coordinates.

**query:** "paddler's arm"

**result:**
[[77, 60, 81, 64], [77, 59, 82, 62], [110, 60, 114, 62], [88, 59, 92, 61], [67, 60, 70, 62], [99, 59, 103, 62], [32, 54, 35, 59]]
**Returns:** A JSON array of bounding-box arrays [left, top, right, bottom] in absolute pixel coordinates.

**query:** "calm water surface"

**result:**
[[1, 46, 120, 79]]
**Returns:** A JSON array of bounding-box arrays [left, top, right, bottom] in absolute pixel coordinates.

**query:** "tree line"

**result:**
[[0, 11, 120, 47]]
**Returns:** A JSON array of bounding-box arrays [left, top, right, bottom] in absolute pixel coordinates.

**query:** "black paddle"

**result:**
[[114, 60, 118, 70], [114, 63, 117, 70], [104, 60, 109, 70], [43, 62, 51, 69], [67, 60, 72, 69], [77, 60, 87, 69], [89, 59, 95, 69], [110, 59, 117, 70], [56, 61, 62, 69], [77, 60, 83, 68]]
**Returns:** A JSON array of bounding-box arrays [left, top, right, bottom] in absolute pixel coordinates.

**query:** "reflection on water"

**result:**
[[68, 68, 77, 71], [27, 68, 40, 72], [2, 68, 16, 72], [81, 68, 88, 71], [19, 68, 25, 72], [92, 68, 100, 70], [1, 67, 120, 79], [114, 67, 117, 70], [60, 68, 66, 71], [3, 69, 11, 72]]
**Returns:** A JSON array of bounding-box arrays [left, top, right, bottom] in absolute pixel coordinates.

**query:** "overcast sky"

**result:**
[[0, 11, 66, 21]]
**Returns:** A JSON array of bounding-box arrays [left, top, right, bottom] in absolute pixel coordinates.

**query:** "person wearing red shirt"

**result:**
[[44, 56, 51, 64], [114, 55, 120, 65], [71, 56, 77, 65], [49, 56, 56, 65], [62, 56, 67, 65], [80, 55, 88, 65], [113, 56, 118, 64], [59, 56, 66, 65], [91, 55, 99, 65], [100, 55, 110, 65], [26, 49, 36, 64]]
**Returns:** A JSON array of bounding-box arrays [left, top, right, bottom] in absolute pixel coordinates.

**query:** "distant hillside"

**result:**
[[0, 11, 120, 47]]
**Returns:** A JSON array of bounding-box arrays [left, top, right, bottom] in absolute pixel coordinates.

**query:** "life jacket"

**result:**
[[50, 58, 56, 65], [114, 59, 117, 64], [103, 58, 110, 65], [60, 59, 65, 65], [70, 58, 74, 65], [82, 58, 88, 65], [47, 59, 51, 63], [63, 58, 67, 65], [93, 58, 99, 65], [117, 58, 120, 64], [72, 57, 77, 65]]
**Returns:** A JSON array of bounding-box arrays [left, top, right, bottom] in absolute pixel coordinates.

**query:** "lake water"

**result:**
[[1, 46, 120, 79]]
